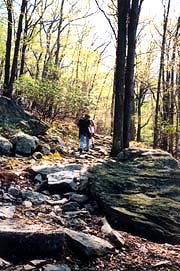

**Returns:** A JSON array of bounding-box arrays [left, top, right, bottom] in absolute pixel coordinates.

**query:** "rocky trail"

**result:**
[[0, 134, 180, 271]]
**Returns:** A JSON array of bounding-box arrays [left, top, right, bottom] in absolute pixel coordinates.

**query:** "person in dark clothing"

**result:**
[[77, 114, 91, 154]]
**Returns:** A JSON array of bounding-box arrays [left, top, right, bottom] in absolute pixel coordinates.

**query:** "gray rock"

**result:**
[[70, 193, 88, 204], [0, 221, 113, 259], [21, 190, 49, 204], [30, 259, 47, 266], [21, 264, 35, 270], [3, 193, 15, 202], [64, 228, 113, 257], [0, 96, 49, 136], [62, 201, 80, 212], [0, 136, 13, 155], [49, 135, 65, 146], [51, 194, 61, 200], [43, 135, 66, 154], [31, 163, 81, 175], [23, 200, 33, 208], [90, 148, 180, 244], [43, 264, 71, 271], [39, 143, 51, 155], [34, 174, 43, 183], [117, 147, 179, 168], [8, 186, 21, 197], [55, 144, 66, 154], [0, 257, 11, 269], [47, 171, 78, 194], [78, 175, 89, 193], [46, 198, 68, 206], [62, 210, 90, 218], [0, 189, 4, 196], [0, 221, 65, 256], [0, 206, 15, 219], [101, 217, 125, 247], [32, 152, 43, 159], [11, 132, 39, 156]]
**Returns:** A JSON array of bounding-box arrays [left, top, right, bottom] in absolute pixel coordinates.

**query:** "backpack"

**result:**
[[90, 119, 94, 126], [89, 119, 95, 134]]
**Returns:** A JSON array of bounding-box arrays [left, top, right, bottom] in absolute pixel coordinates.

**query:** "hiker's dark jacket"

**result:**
[[78, 117, 91, 138]]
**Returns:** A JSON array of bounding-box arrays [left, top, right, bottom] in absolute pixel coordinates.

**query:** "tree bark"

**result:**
[[8, 0, 27, 96], [111, 0, 130, 156], [55, 0, 65, 66], [3, 0, 13, 97], [20, 10, 28, 76], [124, 0, 140, 148], [153, 0, 171, 148], [111, 0, 143, 156], [169, 17, 180, 154], [136, 84, 143, 142]]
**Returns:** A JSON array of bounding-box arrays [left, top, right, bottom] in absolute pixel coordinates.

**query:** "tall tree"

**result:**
[[124, 0, 142, 147], [153, 0, 171, 148], [54, 0, 65, 66], [111, 0, 143, 156], [111, 0, 129, 155], [3, 0, 13, 95], [3, 0, 27, 97], [19, 0, 50, 76]]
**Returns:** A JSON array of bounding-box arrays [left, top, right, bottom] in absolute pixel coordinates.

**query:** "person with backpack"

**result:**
[[77, 114, 91, 154]]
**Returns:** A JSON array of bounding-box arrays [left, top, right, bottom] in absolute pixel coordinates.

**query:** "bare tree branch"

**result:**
[[94, 0, 117, 39]]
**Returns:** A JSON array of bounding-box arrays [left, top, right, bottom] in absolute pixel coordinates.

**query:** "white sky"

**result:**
[[90, 0, 180, 41], [86, 0, 180, 64], [141, 0, 180, 18]]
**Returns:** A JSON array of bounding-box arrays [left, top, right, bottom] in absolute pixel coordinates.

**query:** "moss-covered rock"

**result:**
[[0, 96, 49, 135], [89, 148, 180, 244]]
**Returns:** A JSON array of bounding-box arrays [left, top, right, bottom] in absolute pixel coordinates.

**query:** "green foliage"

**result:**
[[14, 75, 93, 120], [0, 22, 6, 57], [159, 119, 176, 135]]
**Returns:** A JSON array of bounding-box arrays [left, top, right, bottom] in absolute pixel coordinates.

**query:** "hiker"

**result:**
[[77, 114, 91, 154]]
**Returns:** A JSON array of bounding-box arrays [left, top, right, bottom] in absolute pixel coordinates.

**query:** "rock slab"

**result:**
[[89, 148, 180, 244]]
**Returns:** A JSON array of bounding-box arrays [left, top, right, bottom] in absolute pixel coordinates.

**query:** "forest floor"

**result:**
[[0, 123, 180, 271]]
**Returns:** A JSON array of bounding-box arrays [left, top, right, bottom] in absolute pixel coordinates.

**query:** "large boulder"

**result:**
[[10, 132, 39, 156], [0, 96, 49, 135], [89, 147, 180, 244]]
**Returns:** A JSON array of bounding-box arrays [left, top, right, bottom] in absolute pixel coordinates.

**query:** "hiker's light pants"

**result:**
[[79, 134, 90, 150]]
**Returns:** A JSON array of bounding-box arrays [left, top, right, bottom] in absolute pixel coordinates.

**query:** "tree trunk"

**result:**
[[153, 0, 171, 148], [169, 17, 180, 154], [111, 0, 143, 156], [55, 0, 65, 66], [136, 85, 143, 142], [20, 11, 28, 76], [175, 62, 180, 157], [161, 69, 170, 150], [168, 68, 174, 153], [3, 0, 13, 97], [111, 0, 130, 156], [0, 59, 5, 81], [124, 0, 140, 148], [8, 0, 27, 95]]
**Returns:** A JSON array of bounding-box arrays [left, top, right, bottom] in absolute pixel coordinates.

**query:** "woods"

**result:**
[[0, 2, 180, 270], [0, 0, 180, 157], [1, 0, 113, 126]]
